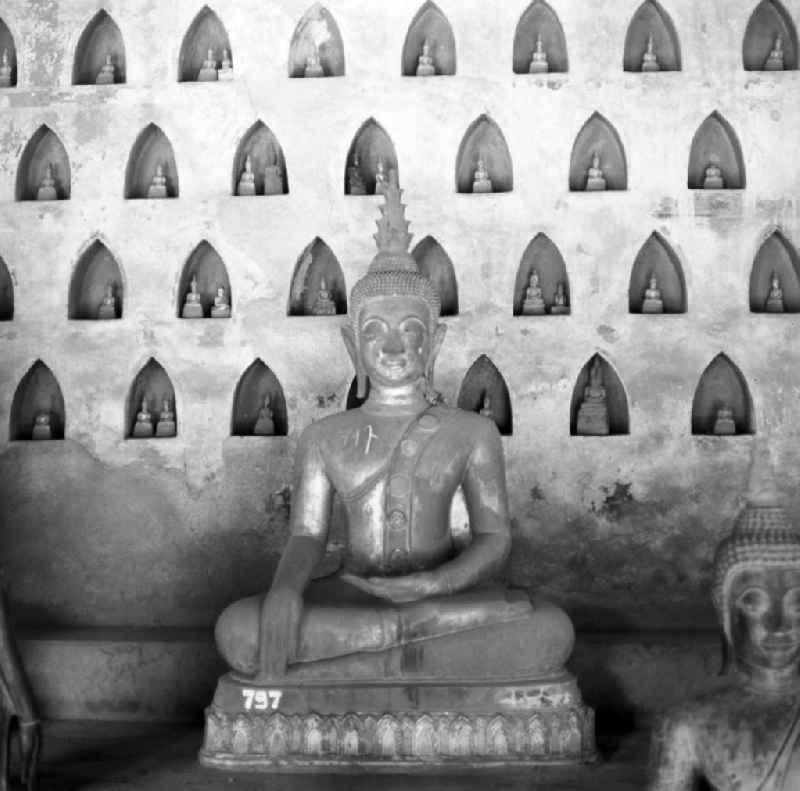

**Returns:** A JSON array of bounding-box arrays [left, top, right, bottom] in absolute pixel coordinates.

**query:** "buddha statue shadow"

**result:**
[[201, 171, 595, 769]]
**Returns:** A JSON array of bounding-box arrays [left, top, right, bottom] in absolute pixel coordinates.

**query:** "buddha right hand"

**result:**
[[258, 587, 302, 678]]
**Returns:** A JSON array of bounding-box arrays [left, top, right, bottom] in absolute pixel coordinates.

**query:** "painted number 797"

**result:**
[[242, 689, 283, 711]]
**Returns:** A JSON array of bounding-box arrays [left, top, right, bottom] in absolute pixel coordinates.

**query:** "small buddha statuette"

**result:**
[[766, 271, 785, 313], [36, 163, 58, 201], [374, 158, 387, 196], [182, 275, 204, 319], [551, 280, 569, 315], [218, 48, 233, 81], [155, 398, 176, 438], [96, 53, 115, 85], [348, 151, 367, 196], [585, 151, 606, 192], [147, 163, 168, 199], [97, 282, 117, 320], [210, 286, 231, 318], [765, 33, 785, 71], [237, 155, 256, 196], [712, 404, 736, 435], [263, 150, 284, 196], [529, 33, 549, 74], [642, 273, 664, 314], [31, 412, 51, 440], [311, 276, 337, 316], [0, 48, 12, 87], [479, 394, 494, 420], [304, 42, 324, 78], [521, 269, 546, 316], [703, 162, 724, 190], [197, 48, 218, 81], [641, 34, 660, 72], [253, 395, 275, 436], [416, 38, 436, 77], [132, 398, 154, 438], [576, 359, 609, 435], [472, 156, 493, 193]]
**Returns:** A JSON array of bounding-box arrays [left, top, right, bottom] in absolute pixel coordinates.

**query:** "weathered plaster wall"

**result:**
[[1, 0, 800, 640]]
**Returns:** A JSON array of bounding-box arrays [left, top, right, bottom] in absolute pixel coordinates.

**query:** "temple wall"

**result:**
[[2, 0, 800, 656]]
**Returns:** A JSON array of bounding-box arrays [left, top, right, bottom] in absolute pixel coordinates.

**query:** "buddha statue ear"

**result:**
[[341, 324, 368, 399]]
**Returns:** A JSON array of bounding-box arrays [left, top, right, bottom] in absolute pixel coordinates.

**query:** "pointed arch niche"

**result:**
[[513, 233, 570, 316], [743, 0, 798, 71], [346, 376, 370, 410], [691, 354, 754, 435], [570, 355, 629, 436], [10, 361, 65, 441], [178, 6, 232, 82], [749, 231, 800, 312], [455, 115, 513, 194], [288, 4, 345, 78], [0, 257, 12, 320], [569, 113, 627, 192], [69, 240, 123, 320], [0, 17, 17, 87], [16, 126, 71, 201], [512, 1, 568, 74], [688, 112, 745, 190], [73, 10, 126, 85], [344, 119, 399, 196], [623, 1, 681, 72], [177, 241, 231, 318], [232, 121, 289, 196], [125, 124, 178, 198], [412, 236, 458, 315], [126, 358, 177, 439], [628, 232, 686, 313], [457, 355, 513, 436], [401, 2, 456, 76], [231, 360, 288, 436], [288, 238, 346, 316]]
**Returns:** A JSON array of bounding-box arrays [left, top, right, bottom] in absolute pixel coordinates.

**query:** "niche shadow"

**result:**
[[10, 361, 65, 441], [512, 0, 568, 73], [513, 233, 570, 316], [691, 354, 754, 435], [569, 113, 627, 192], [288, 4, 345, 77], [401, 1, 456, 76], [743, 0, 798, 70], [69, 240, 123, 320], [178, 5, 232, 82], [288, 238, 347, 316], [412, 236, 458, 316], [455, 115, 513, 194], [177, 241, 231, 319], [125, 124, 178, 199], [457, 355, 513, 435], [232, 121, 288, 196], [16, 126, 71, 201], [232, 360, 288, 437], [623, 0, 681, 72], [344, 119, 399, 196], [0, 256, 12, 320], [687, 112, 745, 190], [749, 231, 800, 313], [73, 9, 126, 85], [570, 355, 629, 436], [628, 233, 686, 314], [126, 358, 177, 439]]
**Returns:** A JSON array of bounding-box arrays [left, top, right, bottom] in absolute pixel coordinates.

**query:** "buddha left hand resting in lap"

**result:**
[[215, 171, 573, 684]]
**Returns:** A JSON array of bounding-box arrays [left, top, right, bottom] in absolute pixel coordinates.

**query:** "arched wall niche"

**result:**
[[411, 236, 458, 316], [344, 119, 399, 196], [73, 10, 126, 85], [346, 376, 369, 410], [178, 5, 232, 82], [569, 354, 629, 435], [623, 0, 681, 72], [569, 113, 627, 191], [512, 0, 568, 73], [16, 125, 71, 201], [455, 115, 513, 194], [743, 0, 798, 70], [10, 360, 65, 441], [231, 121, 289, 196], [513, 233, 570, 316], [231, 360, 288, 436], [0, 256, 13, 320], [125, 123, 179, 199], [749, 230, 800, 312], [288, 238, 347, 316], [401, 1, 456, 76], [628, 232, 686, 313], [69, 239, 123, 320], [288, 4, 345, 77], [0, 17, 17, 87], [691, 354, 754, 435], [688, 112, 745, 189], [177, 241, 231, 318], [126, 358, 177, 439], [456, 355, 513, 436]]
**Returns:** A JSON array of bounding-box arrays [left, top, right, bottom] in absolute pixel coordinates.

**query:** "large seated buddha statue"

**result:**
[[201, 171, 594, 769]]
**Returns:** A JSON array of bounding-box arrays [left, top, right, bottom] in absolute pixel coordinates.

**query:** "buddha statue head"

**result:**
[[712, 443, 800, 690], [342, 169, 444, 401]]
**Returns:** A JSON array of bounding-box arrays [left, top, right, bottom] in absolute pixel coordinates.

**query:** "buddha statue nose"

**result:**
[[382, 329, 405, 356]]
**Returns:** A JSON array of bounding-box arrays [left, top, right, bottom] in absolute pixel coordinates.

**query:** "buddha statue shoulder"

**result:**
[[204, 170, 594, 768], [650, 443, 800, 790]]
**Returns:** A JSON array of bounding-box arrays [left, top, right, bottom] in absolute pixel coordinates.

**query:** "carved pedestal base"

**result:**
[[576, 403, 609, 436], [585, 178, 606, 192], [529, 61, 548, 74], [642, 299, 664, 314], [200, 673, 596, 770]]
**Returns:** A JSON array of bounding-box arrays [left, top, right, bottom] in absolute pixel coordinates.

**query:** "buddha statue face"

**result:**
[[728, 567, 800, 675]]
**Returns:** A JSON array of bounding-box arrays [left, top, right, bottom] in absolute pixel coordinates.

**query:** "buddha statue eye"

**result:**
[[736, 587, 770, 615], [362, 319, 387, 340], [783, 588, 800, 616]]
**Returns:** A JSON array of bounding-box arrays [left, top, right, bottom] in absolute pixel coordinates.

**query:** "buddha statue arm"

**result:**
[[648, 712, 699, 790]]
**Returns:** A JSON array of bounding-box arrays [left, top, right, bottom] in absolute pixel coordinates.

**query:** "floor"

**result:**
[[25, 720, 650, 790]]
